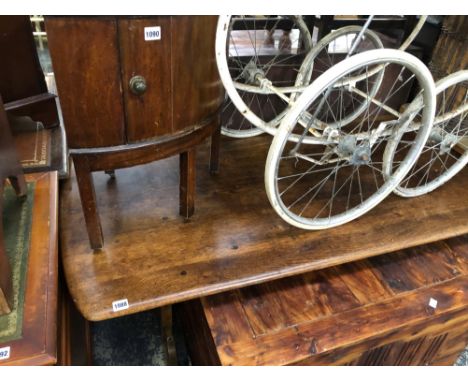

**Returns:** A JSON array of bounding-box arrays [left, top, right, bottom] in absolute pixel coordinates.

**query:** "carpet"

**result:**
[[91, 307, 190, 366]]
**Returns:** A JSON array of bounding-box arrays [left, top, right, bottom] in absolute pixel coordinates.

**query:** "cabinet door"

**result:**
[[46, 17, 126, 149], [171, 16, 223, 133], [118, 17, 173, 143]]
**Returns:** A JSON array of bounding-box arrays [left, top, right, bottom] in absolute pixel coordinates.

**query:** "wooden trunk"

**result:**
[[180, 235, 468, 366]]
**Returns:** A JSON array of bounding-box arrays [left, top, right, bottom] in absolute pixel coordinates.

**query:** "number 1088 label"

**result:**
[[144, 26, 161, 41]]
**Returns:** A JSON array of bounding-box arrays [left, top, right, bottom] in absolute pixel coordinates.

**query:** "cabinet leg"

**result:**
[[179, 149, 196, 219], [73, 156, 104, 250], [209, 125, 221, 175]]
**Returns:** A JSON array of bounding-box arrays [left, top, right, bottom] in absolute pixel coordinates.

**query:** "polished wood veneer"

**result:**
[[0, 172, 58, 365]]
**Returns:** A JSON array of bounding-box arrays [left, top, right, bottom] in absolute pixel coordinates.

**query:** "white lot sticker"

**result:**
[[112, 298, 129, 312], [144, 26, 161, 41], [428, 298, 438, 309], [0, 346, 11, 361]]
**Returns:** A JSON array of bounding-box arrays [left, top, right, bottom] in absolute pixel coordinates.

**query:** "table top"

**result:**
[[60, 135, 468, 321], [1, 172, 58, 365]]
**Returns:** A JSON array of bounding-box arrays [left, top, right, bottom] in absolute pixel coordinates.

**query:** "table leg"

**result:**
[[161, 305, 177, 366]]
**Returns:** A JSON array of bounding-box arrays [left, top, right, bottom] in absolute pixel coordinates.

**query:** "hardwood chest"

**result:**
[[181, 235, 468, 365]]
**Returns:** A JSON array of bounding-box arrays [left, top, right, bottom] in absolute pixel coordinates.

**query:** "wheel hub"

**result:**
[[241, 60, 265, 85], [351, 144, 371, 165], [430, 128, 459, 155]]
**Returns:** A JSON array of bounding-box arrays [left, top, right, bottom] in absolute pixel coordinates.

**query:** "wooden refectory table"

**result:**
[[60, 135, 468, 321]]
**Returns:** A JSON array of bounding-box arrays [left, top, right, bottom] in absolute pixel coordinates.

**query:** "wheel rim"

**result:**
[[265, 49, 436, 230], [290, 26, 386, 133], [216, 15, 312, 137], [386, 70, 468, 197]]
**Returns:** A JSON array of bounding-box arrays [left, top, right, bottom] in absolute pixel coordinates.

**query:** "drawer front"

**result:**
[[118, 17, 173, 143]]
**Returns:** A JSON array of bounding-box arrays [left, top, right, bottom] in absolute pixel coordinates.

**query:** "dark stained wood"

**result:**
[[182, 235, 468, 365], [12, 124, 65, 175], [69, 117, 218, 171], [175, 300, 222, 366], [59, 134, 468, 321], [72, 156, 104, 250], [209, 125, 221, 175], [171, 16, 224, 134], [46, 16, 223, 249], [118, 17, 173, 142], [45, 17, 126, 149], [0, 16, 65, 178], [57, 274, 93, 366], [0, 172, 59, 365], [179, 149, 196, 218], [5, 94, 59, 129], [161, 305, 177, 366], [0, 96, 27, 314], [0, 16, 47, 104]]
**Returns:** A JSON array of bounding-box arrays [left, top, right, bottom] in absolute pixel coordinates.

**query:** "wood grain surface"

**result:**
[[60, 134, 468, 321], [118, 17, 173, 142], [45, 17, 126, 148], [0, 172, 58, 365], [182, 235, 468, 365], [0, 16, 48, 103]]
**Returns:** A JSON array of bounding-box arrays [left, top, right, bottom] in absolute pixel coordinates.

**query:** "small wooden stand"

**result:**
[[46, 16, 223, 250]]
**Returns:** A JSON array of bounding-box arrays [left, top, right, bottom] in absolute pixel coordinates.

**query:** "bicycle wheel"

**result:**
[[216, 15, 313, 138], [384, 70, 468, 197], [265, 49, 436, 230]]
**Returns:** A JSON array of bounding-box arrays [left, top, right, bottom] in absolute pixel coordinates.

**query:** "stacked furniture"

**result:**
[[54, 15, 468, 365], [0, 16, 65, 177]]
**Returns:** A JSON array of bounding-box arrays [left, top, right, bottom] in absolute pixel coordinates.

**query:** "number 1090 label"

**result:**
[[144, 26, 161, 41]]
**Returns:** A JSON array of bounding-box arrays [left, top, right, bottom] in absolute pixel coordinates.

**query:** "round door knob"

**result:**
[[129, 75, 147, 95]]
